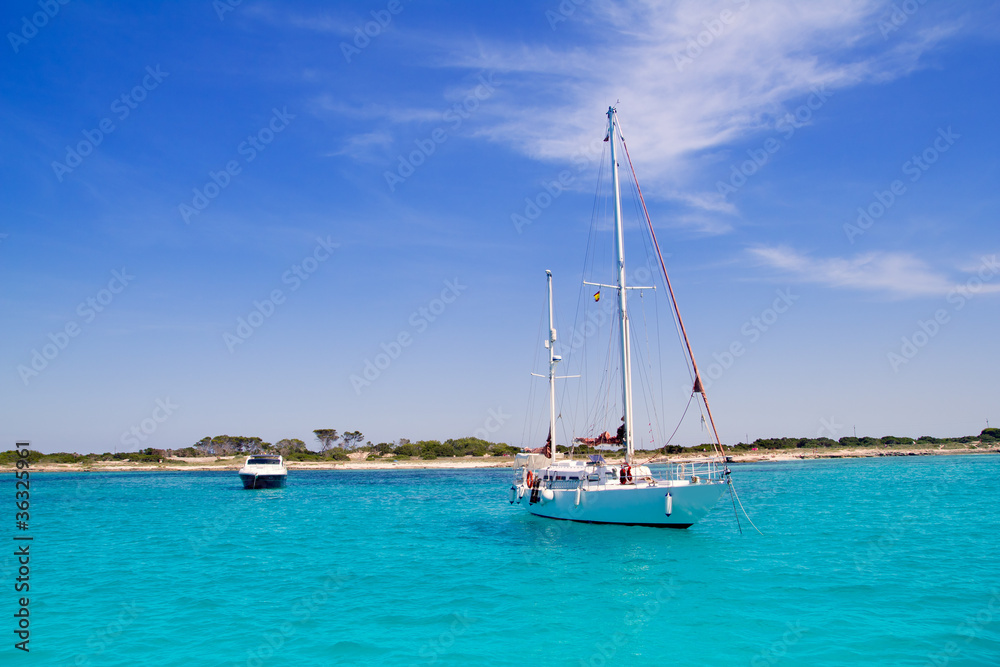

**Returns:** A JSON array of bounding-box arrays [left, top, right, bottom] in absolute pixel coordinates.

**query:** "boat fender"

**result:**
[[574, 486, 582, 506], [540, 488, 554, 502], [665, 492, 673, 517], [509, 485, 517, 504], [529, 477, 542, 504]]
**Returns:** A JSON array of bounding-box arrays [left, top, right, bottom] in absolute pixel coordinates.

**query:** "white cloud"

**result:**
[[286, 0, 969, 229], [244, 4, 360, 36], [286, 14, 355, 35], [437, 0, 962, 208], [311, 96, 442, 124], [327, 130, 394, 162], [749, 246, 1000, 298]]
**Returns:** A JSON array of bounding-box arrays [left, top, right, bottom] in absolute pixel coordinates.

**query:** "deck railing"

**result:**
[[512, 457, 727, 489], [666, 458, 726, 482]]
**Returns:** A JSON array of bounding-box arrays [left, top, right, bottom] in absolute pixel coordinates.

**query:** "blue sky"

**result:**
[[2, 0, 998, 454]]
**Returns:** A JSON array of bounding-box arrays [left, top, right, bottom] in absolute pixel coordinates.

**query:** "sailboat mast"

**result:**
[[608, 107, 634, 465], [546, 270, 558, 466]]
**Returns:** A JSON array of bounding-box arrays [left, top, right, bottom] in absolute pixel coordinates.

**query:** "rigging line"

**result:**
[[565, 144, 607, 449], [655, 278, 667, 444], [727, 482, 743, 535], [620, 136, 727, 462], [590, 274, 618, 428], [636, 391, 694, 466], [578, 141, 610, 436], [636, 289, 664, 445], [521, 287, 550, 448], [630, 297, 663, 454], [636, 219, 670, 443], [597, 325, 618, 431], [624, 168, 668, 446], [585, 312, 616, 437], [621, 132, 694, 410], [619, 139, 695, 448], [731, 478, 764, 535], [632, 184, 669, 443]]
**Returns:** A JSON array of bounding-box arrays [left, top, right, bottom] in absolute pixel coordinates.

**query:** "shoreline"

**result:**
[[4, 445, 996, 473]]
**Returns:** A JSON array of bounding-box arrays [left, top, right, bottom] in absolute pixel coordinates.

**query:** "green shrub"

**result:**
[[418, 441, 454, 457], [325, 447, 350, 461], [284, 451, 326, 461], [394, 444, 419, 457], [446, 437, 490, 457]]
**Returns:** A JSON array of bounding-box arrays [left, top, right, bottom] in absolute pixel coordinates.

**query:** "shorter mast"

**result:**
[[531, 271, 579, 465]]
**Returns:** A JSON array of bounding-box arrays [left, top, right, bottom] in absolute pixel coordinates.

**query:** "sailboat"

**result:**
[[510, 106, 731, 528]]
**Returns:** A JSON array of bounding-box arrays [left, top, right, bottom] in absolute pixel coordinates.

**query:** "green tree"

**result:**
[[488, 443, 519, 456], [341, 431, 364, 450], [276, 438, 308, 455], [313, 429, 339, 453], [394, 443, 419, 457], [193, 435, 268, 456], [445, 437, 491, 456], [418, 440, 455, 457]]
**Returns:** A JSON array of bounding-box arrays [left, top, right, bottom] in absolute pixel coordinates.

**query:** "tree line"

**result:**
[[3, 429, 996, 465], [175, 430, 521, 460], [0, 429, 521, 464]]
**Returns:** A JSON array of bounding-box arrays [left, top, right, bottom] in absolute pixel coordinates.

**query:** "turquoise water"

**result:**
[[10, 455, 1000, 665]]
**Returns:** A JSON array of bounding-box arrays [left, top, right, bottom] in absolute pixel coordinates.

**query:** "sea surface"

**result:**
[[9, 455, 1000, 666]]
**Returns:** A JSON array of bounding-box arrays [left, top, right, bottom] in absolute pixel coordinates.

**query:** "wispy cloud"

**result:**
[[436, 0, 963, 207], [462, 2, 953, 153], [749, 246, 1000, 298], [327, 130, 394, 162], [311, 95, 442, 124], [284, 0, 969, 227], [244, 3, 359, 37], [286, 14, 355, 35]]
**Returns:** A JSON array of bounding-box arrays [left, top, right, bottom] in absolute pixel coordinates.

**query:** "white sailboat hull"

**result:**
[[522, 480, 727, 528]]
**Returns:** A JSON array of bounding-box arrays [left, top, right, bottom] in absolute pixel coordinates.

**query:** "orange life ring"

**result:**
[[621, 465, 633, 484], [526, 471, 534, 487]]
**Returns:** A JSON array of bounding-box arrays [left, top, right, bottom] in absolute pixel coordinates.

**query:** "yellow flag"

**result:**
[[593, 291, 601, 302]]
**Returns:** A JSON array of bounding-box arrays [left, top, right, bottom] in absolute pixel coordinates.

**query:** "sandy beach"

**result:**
[[6, 444, 996, 473]]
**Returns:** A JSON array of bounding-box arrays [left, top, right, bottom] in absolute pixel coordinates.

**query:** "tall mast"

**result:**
[[545, 270, 559, 466], [608, 107, 634, 466]]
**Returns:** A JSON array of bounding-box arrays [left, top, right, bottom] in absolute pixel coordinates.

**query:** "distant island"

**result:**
[[2, 428, 997, 472]]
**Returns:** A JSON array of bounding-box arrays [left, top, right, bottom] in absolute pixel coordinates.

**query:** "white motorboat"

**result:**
[[238, 454, 287, 489], [510, 107, 731, 528]]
